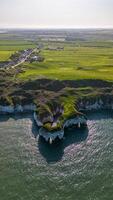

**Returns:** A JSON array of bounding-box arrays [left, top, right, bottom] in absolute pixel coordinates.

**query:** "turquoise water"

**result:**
[[0, 111, 113, 200]]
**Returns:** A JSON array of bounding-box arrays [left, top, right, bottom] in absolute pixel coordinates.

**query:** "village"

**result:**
[[0, 44, 65, 69], [0, 47, 43, 69]]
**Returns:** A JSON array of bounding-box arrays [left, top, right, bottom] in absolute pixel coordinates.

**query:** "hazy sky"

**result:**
[[0, 0, 113, 28]]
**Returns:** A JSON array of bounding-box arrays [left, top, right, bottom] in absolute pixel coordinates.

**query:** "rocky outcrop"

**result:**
[[2, 94, 113, 144], [39, 128, 64, 143], [0, 105, 14, 113], [78, 97, 113, 111], [34, 95, 113, 143], [63, 116, 87, 129], [34, 111, 87, 143], [36, 102, 64, 125]]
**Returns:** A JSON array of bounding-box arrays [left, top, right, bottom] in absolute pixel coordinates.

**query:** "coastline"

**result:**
[[1, 96, 113, 114], [1, 97, 113, 144]]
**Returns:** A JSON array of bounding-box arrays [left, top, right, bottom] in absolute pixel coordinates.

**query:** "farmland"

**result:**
[[0, 50, 14, 61], [1, 29, 113, 82], [19, 44, 113, 81], [1, 29, 113, 123], [0, 39, 35, 51]]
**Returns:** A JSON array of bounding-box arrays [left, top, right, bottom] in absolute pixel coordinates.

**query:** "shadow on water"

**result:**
[[85, 110, 113, 121], [1, 110, 113, 164], [37, 127, 89, 164], [0, 113, 33, 122], [0, 114, 11, 122], [31, 119, 39, 138], [34, 110, 113, 163]]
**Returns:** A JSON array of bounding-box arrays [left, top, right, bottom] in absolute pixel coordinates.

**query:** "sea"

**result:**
[[0, 111, 113, 200]]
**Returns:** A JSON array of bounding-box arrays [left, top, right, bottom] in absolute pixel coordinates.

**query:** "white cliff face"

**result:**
[[23, 104, 36, 111], [34, 112, 43, 127], [85, 101, 102, 110], [35, 112, 87, 143], [0, 104, 36, 114], [15, 105, 24, 112], [63, 116, 87, 128], [38, 116, 87, 143], [39, 127, 64, 142], [0, 105, 14, 113], [78, 99, 113, 111]]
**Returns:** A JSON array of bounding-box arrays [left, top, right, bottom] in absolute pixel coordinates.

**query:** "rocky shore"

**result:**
[[78, 97, 113, 111], [0, 104, 36, 114], [1, 96, 113, 114], [1, 95, 113, 144], [34, 113, 87, 143]]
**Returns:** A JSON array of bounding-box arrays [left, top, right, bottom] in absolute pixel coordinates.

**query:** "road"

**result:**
[[0, 48, 37, 70], [11, 48, 37, 69]]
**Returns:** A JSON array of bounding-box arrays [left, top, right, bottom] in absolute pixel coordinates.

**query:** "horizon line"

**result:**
[[0, 26, 113, 30]]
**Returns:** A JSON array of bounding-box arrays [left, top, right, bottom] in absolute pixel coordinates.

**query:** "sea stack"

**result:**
[[34, 101, 87, 143]]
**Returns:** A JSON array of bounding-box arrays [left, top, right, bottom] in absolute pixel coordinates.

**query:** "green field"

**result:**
[[0, 35, 113, 82], [1, 31, 113, 124], [0, 50, 15, 61], [19, 44, 113, 81], [0, 40, 36, 64], [0, 40, 35, 51]]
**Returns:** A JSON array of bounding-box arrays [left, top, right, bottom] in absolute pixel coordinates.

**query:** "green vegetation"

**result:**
[[61, 95, 77, 119], [0, 40, 35, 51], [43, 122, 62, 132], [1, 30, 113, 131], [0, 50, 15, 61], [19, 44, 113, 81]]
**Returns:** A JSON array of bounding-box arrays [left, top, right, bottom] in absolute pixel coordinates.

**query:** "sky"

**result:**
[[0, 0, 113, 28]]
